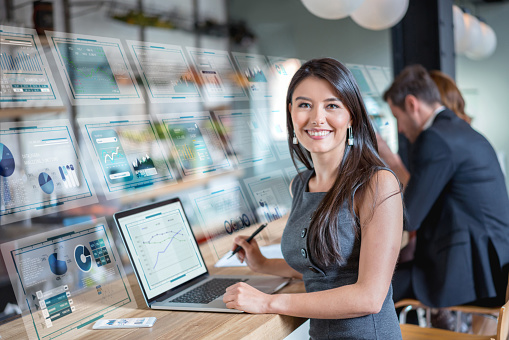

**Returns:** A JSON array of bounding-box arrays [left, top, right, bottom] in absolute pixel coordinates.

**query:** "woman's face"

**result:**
[[290, 76, 352, 157]]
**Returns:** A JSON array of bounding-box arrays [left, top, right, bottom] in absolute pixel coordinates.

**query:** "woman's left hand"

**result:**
[[223, 282, 272, 313]]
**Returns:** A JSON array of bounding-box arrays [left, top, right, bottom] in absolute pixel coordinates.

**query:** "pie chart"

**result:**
[[74, 245, 92, 272], [0, 143, 15, 177], [48, 253, 68, 276], [38, 172, 54, 194]]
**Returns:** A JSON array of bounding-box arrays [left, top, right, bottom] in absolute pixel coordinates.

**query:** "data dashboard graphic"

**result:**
[[126, 41, 201, 103], [189, 182, 258, 259], [159, 112, 232, 179], [365, 65, 391, 95], [345, 63, 378, 97], [38, 172, 54, 194], [79, 116, 176, 199], [215, 110, 276, 167], [45, 31, 144, 105], [284, 165, 307, 185], [74, 245, 92, 272], [0, 218, 136, 340], [0, 142, 15, 177], [257, 109, 290, 160], [243, 170, 292, 229], [232, 52, 271, 99], [0, 25, 63, 107], [186, 47, 247, 101], [267, 56, 302, 113], [48, 253, 68, 276], [0, 120, 97, 225], [122, 208, 205, 293]]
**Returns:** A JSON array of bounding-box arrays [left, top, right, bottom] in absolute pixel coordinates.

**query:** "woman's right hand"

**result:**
[[232, 236, 267, 272]]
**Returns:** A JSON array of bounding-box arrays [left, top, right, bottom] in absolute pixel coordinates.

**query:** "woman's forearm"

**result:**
[[268, 282, 382, 319]]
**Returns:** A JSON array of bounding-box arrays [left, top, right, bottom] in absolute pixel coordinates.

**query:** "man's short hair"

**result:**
[[383, 64, 442, 109]]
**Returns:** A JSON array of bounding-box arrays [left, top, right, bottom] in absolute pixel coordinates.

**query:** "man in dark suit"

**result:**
[[379, 64, 509, 309]]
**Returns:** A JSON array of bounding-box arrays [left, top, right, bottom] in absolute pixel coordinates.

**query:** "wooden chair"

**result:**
[[398, 273, 509, 339], [400, 297, 509, 339], [395, 298, 499, 330]]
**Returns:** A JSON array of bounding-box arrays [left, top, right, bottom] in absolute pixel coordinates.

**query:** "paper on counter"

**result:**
[[214, 243, 283, 267]]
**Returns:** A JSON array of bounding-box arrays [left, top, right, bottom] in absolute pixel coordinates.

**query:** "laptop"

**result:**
[[113, 197, 290, 313]]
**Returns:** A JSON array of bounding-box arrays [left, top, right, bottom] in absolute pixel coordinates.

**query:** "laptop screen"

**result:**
[[115, 199, 207, 300]]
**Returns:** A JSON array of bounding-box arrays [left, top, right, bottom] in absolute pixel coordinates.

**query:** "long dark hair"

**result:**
[[286, 58, 389, 267]]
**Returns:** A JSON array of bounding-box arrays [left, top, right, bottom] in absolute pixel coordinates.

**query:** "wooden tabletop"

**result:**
[[0, 273, 306, 340], [0, 219, 307, 340], [0, 217, 408, 339]]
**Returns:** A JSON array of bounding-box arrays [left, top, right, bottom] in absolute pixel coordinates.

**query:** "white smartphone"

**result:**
[[92, 317, 157, 329]]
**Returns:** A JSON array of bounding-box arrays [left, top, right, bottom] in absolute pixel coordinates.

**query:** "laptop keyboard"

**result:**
[[169, 278, 246, 304]]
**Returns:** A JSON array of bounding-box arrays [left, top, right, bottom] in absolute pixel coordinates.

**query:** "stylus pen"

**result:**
[[227, 223, 268, 259]]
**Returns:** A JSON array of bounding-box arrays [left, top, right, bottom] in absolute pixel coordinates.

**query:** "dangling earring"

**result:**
[[348, 126, 354, 146], [292, 132, 298, 145]]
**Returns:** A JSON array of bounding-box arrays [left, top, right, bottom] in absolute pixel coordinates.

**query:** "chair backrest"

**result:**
[[495, 272, 509, 340], [496, 300, 509, 340]]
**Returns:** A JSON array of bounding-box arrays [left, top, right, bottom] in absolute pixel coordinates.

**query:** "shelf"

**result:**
[[0, 106, 67, 119]]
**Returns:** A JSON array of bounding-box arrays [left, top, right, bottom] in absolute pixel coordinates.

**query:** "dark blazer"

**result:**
[[404, 108, 509, 308]]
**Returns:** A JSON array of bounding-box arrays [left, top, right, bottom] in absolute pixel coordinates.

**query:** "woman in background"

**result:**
[[223, 58, 403, 339], [430, 70, 472, 124]]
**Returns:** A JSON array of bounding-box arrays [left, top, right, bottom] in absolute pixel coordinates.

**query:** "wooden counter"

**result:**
[[0, 220, 307, 340]]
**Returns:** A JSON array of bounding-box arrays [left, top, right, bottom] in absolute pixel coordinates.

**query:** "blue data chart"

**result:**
[[257, 110, 290, 160], [0, 120, 97, 225], [0, 25, 62, 107], [0, 219, 136, 340], [232, 52, 272, 98], [90, 239, 111, 267], [186, 47, 247, 101], [0, 143, 16, 177], [215, 110, 276, 168], [74, 245, 92, 272], [46, 31, 144, 105], [0, 51, 42, 72], [346, 64, 378, 96], [160, 112, 232, 179], [48, 253, 68, 276], [57, 43, 120, 95], [127, 41, 202, 103], [79, 117, 176, 199], [189, 182, 258, 259], [123, 209, 204, 292], [243, 170, 292, 227], [38, 172, 55, 194]]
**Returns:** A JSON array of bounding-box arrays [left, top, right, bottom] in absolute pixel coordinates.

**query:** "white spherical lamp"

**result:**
[[453, 5, 467, 54], [350, 0, 409, 30], [300, 0, 366, 20], [465, 22, 497, 60], [463, 13, 483, 55]]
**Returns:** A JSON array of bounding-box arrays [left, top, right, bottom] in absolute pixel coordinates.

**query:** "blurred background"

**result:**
[[0, 0, 507, 331]]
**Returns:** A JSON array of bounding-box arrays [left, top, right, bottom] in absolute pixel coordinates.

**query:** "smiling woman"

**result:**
[[223, 58, 404, 339], [290, 76, 351, 158]]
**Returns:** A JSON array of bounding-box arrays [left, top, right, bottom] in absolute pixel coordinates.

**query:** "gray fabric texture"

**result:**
[[281, 169, 402, 339]]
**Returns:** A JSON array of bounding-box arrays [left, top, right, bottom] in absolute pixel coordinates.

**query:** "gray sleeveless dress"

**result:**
[[281, 169, 402, 340]]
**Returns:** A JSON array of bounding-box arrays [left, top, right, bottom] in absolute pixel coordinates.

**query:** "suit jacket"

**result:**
[[404, 108, 509, 308]]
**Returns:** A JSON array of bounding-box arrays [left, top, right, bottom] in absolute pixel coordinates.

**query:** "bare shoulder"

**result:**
[[371, 169, 401, 197], [358, 169, 401, 213], [357, 169, 403, 228]]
